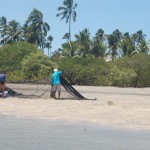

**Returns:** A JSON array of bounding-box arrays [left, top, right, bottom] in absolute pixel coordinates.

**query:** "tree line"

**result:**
[[0, 0, 150, 87], [0, 0, 149, 59], [0, 42, 150, 87]]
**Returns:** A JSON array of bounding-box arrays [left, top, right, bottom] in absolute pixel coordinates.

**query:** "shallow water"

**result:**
[[0, 115, 150, 150]]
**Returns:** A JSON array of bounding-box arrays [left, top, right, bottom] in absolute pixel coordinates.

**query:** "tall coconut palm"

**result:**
[[7, 20, 22, 42], [61, 42, 72, 58], [118, 32, 135, 56], [135, 30, 146, 44], [61, 41, 77, 57], [56, 0, 77, 41], [0, 19, 21, 43], [95, 28, 105, 42], [0, 16, 8, 42], [107, 29, 122, 60], [137, 39, 149, 54], [24, 8, 50, 52], [90, 41, 106, 58], [75, 28, 91, 57], [131, 30, 146, 53], [90, 28, 106, 58], [45, 35, 54, 57]]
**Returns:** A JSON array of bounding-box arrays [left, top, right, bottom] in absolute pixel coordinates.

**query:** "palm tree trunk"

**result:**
[[48, 48, 50, 58], [50, 47, 51, 57], [69, 16, 71, 41]]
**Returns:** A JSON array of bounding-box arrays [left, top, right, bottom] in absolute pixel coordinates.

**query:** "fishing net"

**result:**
[[5, 76, 96, 100]]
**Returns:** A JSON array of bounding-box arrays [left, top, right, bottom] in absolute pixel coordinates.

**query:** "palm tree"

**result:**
[[0, 16, 7, 42], [95, 28, 105, 42], [61, 41, 77, 57], [131, 30, 146, 54], [61, 42, 72, 58], [137, 39, 149, 54], [90, 28, 106, 58], [118, 32, 135, 56], [24, 8, 50, 52], [0, 19, 22, 44], [56, 0, 77, 41], [107, 29, 122, 60], [135, 30, 146, 44], [90, 41, 106, 58], [7, 20, 22, 42], [51, 50, 62, 58], [75, 28, 91, 57], [45, 35, 54, 57], [62, 32, 70, 41]]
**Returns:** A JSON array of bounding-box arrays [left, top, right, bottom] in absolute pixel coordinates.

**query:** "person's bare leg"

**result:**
[[52, 91, 56, 98], [2, 84, 5, 98], [0, 84, 1, 91], [54, 91, 56, 98], [58, 91, 61, 99]]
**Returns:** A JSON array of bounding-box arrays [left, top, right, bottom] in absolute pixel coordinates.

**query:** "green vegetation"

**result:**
[[0, 41, 150, 87], [0, 42, 55, 82], [0, 0, 150, 87], [55, 55, 150, 87]]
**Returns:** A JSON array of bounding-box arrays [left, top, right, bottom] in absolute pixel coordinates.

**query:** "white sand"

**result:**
[[0, 85, 150, 130]]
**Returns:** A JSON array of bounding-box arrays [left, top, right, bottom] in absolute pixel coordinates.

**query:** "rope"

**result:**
[[6, 77, 96, 100]]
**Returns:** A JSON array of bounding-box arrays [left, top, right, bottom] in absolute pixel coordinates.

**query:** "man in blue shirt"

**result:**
[[51, 68, 62, 99], [0, 73, 6, 98]]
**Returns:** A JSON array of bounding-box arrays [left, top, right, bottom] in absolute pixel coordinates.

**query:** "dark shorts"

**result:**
[[0, 81, 5, 85], [0, 78, 5, 85]]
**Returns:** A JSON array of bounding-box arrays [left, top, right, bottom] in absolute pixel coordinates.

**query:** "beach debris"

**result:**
[[107, 100, 114, 105]]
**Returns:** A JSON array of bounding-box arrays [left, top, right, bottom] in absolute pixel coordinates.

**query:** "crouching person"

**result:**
[[0, 73, 6, 98]]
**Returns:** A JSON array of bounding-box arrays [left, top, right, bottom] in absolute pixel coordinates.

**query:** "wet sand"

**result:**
[[0, 116, 150, 150], [0, 84, 150, 149]]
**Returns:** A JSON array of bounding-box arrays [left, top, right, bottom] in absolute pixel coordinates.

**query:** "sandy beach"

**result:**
[[1, 84, 150, 150], [0, 84, 150, 130]]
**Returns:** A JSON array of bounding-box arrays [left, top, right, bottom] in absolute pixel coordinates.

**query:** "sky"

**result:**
[[0, 0, 150, 55]]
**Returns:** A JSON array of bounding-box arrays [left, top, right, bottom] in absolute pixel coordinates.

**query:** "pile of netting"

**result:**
[[5, 76, 96, 100]]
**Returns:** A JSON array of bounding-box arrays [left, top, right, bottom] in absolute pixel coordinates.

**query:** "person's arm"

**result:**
[[4, 75, 6, 82], [58, 71, 62, 76]]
